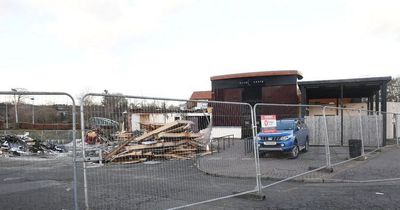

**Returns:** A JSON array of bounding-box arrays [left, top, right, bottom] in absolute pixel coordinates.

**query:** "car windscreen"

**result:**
[[276, 120, 295, 130]]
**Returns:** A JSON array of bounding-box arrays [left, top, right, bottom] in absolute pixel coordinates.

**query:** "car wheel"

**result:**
[[303, 139, 309, 152], [289, 145, 299, 159]]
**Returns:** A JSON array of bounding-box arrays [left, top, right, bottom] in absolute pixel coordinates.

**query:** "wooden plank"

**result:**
[[154, 154, 191, 160], [164, 126, 187, 134], [198, 151, 213, 156], [112, 151, 154, 160], [105, 120, 183, 160], [118, 158, 147, 164], [187, 140, 205, 148], [169, 148, 197, 152], [134, 121, 180, 142], [169, 152, 195, 156], [157, 132, 202, 139], [165, 122, 193, 133], [123, 140, 188, 152]]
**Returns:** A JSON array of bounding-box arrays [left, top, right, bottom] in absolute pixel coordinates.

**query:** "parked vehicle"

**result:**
[[257, 118, 309, 158]]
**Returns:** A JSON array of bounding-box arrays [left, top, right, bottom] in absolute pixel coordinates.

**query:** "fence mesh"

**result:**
[[396, 114, 400, 145], [324, 107, 363, 166], [81, 94, 258, 210], [322, 107, 385, 175], [253, 104, 330, 186], [0, 93, 78, 210], [386, 112, 399, 146], [2, 90, 399, 209]]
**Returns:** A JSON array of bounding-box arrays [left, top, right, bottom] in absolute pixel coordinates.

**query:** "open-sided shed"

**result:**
[[299, 76, 392, 146]]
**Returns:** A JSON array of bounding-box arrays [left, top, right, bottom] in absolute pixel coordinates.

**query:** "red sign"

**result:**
[[261, 115, 277, 133]]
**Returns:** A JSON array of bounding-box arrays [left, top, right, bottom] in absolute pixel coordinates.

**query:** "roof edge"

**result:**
[[210, 70, 303, 81], [298, 76, 392, 86], [190, 90, 213, 100]]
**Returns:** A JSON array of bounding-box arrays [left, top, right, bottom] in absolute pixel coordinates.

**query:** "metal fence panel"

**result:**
[[386, 112, 399, 145], [253, 104, 330, 187], [323, 107, 383, 168], [0, 92, 78, 210], [396, 114, 400, 144], [80, 94, 258, 210]]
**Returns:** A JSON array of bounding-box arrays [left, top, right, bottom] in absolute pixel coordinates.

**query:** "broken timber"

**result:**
[[104, 120, 209, 163]]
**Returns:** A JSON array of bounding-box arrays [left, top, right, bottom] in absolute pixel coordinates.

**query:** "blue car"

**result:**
[[257, 118, 309, 159]]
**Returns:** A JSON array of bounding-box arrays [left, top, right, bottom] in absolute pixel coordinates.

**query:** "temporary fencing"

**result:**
[[397, 114, 400, 145], [252, 103, 400, 192], [253, 104, 331, 186], [80, 93, 259, 210], [387, 112, 400, 145], [1, 89, 399, 210], [0, 91, 78, 210], [322, 107, 381, 168]]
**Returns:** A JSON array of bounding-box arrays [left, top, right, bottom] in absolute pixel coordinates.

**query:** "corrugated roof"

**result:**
[[210, 70, 303, 81], [190, 91, 212, 100]]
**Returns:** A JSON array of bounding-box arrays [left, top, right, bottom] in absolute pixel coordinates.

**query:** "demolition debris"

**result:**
[[89, 120, 211, 164], [0, 133, 67, 157]]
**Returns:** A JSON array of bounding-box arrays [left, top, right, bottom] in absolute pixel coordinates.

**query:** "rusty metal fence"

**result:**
[[0, 91, 79, 210]]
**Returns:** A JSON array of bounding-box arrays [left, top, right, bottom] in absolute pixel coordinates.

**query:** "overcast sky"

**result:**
[[1, 0, 400, 100]]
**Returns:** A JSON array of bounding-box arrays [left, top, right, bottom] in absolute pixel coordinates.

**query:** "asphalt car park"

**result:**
[[1, 145, 399, 210]]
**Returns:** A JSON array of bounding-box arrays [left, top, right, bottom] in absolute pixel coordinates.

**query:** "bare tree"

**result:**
[[11, 88, 28, 124], [387, 77, 400, 102], [77, 90, 97, 106]]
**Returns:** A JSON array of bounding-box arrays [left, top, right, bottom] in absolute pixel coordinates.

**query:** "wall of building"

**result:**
[[387, 102, 400, 139], [210, 126, 242, 139], [308, 103, 368, 116], [131, 113, 182, 131], [130, 113, 211, 132], [306, 102, 400, 140]]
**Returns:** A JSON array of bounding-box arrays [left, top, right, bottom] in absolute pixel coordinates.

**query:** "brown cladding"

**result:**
[[210, 70, 303, 81], [210, 70, 302, 130], [262, 86, 298, 104]]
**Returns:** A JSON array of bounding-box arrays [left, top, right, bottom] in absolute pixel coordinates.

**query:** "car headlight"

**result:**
[[279, 135, 292, 141], [256, 136, 261, 144]]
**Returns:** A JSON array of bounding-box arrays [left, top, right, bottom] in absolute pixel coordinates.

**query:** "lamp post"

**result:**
[[11, 88, 18, 124], [31, 97, 35, 124]]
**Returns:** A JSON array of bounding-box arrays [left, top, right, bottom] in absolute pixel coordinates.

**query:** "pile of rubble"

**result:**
[[102, 120, 210, 164], [0, 133, 67, 157], [85, 128, 111, 145]]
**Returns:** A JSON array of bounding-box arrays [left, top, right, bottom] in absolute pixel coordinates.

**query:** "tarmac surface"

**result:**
[[0, 142, 399, 210], [198, 139, 387, 182]]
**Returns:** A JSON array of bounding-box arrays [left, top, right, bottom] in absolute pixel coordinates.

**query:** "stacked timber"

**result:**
[[104, 120, 208, 164]]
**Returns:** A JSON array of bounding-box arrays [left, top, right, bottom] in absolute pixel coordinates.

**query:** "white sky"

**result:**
[[1, 0, 400, 100]]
